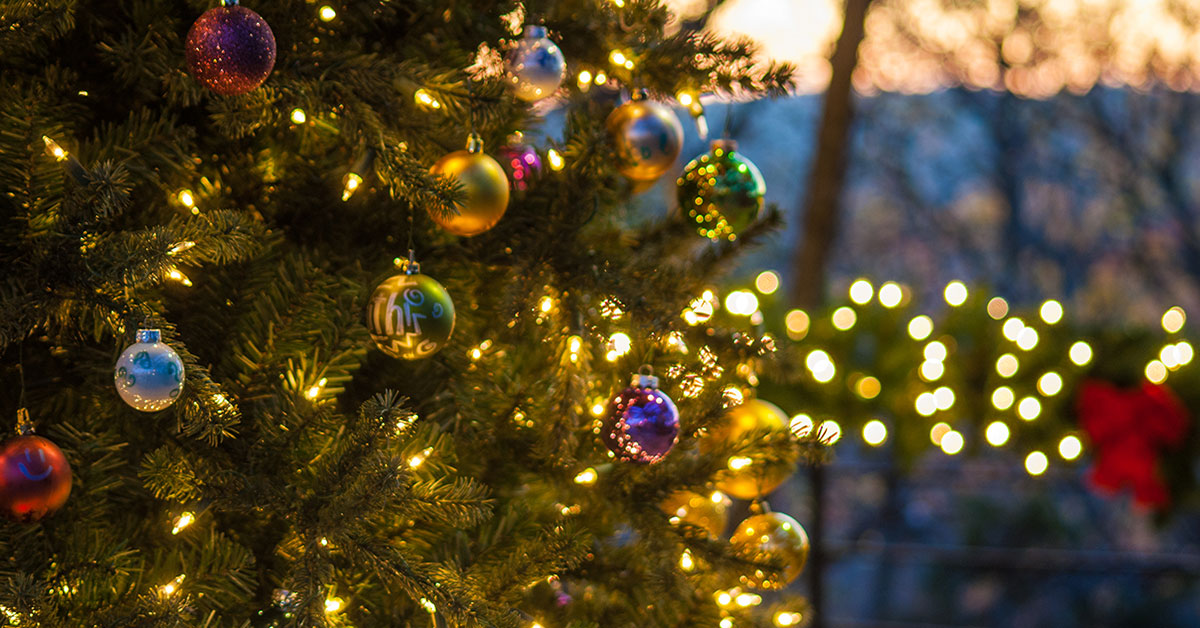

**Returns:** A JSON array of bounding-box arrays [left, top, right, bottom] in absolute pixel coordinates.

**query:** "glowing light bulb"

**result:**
[[325, 597, 344, 613], [923, 341, 947, 362], [908, 315, 933, 340], [943, 281, 968, 306], [725, 290, 758, 316], [996, 353, 1019, 378], [863, 419, 887, 446], [1002, 317, 1024, 342], [414, 89, 442, 110], [1040, 300, 1064, 324], [878, 281, 903, 307], [305, 377, 327, 400], [915, 392, 937, 416], [1037, 372, 1063, 396], [290, 108, 307, 124], [755, 271, 780, 295], [341, 172, 363, 201], [992, 386, 1014, 410], [573, 468, 597, 484], [1016, 327, 1039, 351], [933, 386, 955, 410], [1058, 435, 1082, 460], [319, 5, 336, 21], [940, 430, 964, 455], [680, 550, 694, 571], [1145, 360, 1168, 384], [929, 422, 951, 445], [1017, 397, 1041, 420], [785, 309, 810, 339], [42, 136, 68, 161], [1162, 306, 1186, 333], [987, 297, 1009, 320], [1069, 341, 1093, 366], [1025, 451, 1048, 476], [920, 360, 944, 381], [985, 421, 1010, 446], [578, 70, 593, 85], [831, 306, 856, 330], [171, 512, 195, 535], [849, 279, 873, 304], [546, 148, 565, 171]]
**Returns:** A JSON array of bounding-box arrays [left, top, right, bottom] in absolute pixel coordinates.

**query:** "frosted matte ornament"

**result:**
[[506, 25, 566, 102], [114, 329, 186, 412], [366, 258, 456, 360], [601, 370, 680, 464]]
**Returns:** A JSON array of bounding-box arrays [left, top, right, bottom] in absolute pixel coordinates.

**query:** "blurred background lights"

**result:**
[[920, 359, 944, 381], [1025, 451, 1049, 476], [940, 430, 964, 455], [1145, 359, 1168, 384], [996, 353, 1019, 377], [943, 281, 968, 306], [878, 281, 903, 307], [991, 386, 1014, 410], [908, 315, 933, 340], [319, 5, 336, 21], [755, 270, 780, 294], [933, 386, 955, 410], [818, 420, 842, 444], [1016, 327, 1039, 351], [832, 306, 857, 330], [1162, 306, 1186, 333], [790, 413, 814, 436], [1040, 300, 1064, 324], [1017, 396, 1042, 420], [856, 375, 881, 398], [915, 392, 937, 416], [987, 297, 1009, 319], [725, 290, 759, 316], [923, 341, 947, 362], [785, 309, 810, 340], [1037, 372, 1063, 396], [1161, 344, 1180, 369], [1069, 341, 1093, 366], [1002, 317, 1025, 342], [775, 611, 803, 626], [1177, 341, 1195, 365], [929, 421, 951, 445], [863, 419, 888, 446], [290, 108, 307, 124], [849, 278, 874, 304], [1059, 435, 1083, 460], [986, 421, 1010, 446]]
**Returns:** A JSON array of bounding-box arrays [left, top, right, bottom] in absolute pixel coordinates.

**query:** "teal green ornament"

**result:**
[[676, 140, 765, 242]]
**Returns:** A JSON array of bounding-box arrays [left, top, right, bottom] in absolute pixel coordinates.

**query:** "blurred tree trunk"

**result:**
[[790, 0, 874, 309]]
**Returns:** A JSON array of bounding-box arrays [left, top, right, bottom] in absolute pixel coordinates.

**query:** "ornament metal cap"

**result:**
[[136, 329, 162, 343], [632, 365, 659, 389], [523, 25, 548, 38], [630, 88, 649, 102], [402, 249, 422, 275], [15, 408, 34, 436], [466, 132, 484, 154]]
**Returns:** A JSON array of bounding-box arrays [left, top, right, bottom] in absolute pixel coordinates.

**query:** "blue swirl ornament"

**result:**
[[506, 25, 566, 102], [114, 329, 186, 412], [602, 373, 680, 464]]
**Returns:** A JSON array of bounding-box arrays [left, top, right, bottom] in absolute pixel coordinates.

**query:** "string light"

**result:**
[[915, 392, 937, 416], [790, 413, 813, 436], [940, 430, 964, 455], [805, 350, 836, 383], [341, 172, 363, 201], [755, 271, 780, 295], [785, 309, 810, 340], [1069, 341, 1093, 366], [1002, 317, 1024, 342], [608, 50, 633, 69], [567, 335, 583, 362], [1177, 341, 1194, 365], [1058, 435, 1083, 460], [933, 386, 955, 410], [318, 5, 336, 21], [305, 377, 327, 400], [606, 332, 632, 361], [855, 376, 881, 399], [1161, 344, 1180, 369], [862, 419, 887, 446], [831, 306, 857, 330], [573, 468, 597, 484], [735, 592, 762, 607], [775, 612, 803, 626], [419, 598, 437, 614], [908, 315, 933, 340], [593, 71, 607, 84], [290, 108, 307, 124], [849, 279, 873, 304], [728, 456, 753, 470], [1016, 327, 1039, 351], [1017, 397, 1041, 420], [725, 290, 758, 316], [1162, 306, 1186, 333], [878, 281, 903, 308], [167, 241, 195, 256], [985, 421, 1010, 446], [1025, 451, 1049, 476], [991, 386, 1014, 410], [177, 189, 199, 215], [1145, 359, 1168, 384], [720, 618, 734, 628], [42, 136, 68, 161], [546, 148, 565, 171], [538, 296, 554, 313], [159, 574, 186, 597], [166, 266, 193, 287], [919, 359, 944, 381], [171, 512, 195, 535], [408, 447, 433, 468], [578, 70, 593, 85], [1037, 372, 1062, 396], [414, 89, 442, 110], [987, 297, 1009, 319], [929, 422, 951, 445], [1040, 300, 1064, 324], [324, 597, 344, 613], [817, 420, 842, 444], [996, 353, 1019, 377], [680, 549, 695, 571], [923, 341, 947, 362], [943, 281, 968, 306]]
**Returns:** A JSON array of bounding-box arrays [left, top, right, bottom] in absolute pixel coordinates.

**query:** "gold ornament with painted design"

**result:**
[[702, 398, 796, 500], [366, 271, 456, 360]]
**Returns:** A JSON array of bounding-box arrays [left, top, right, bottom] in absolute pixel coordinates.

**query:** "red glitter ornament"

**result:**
[[0, 427, 72, 522], [185, 3, 276, 96]]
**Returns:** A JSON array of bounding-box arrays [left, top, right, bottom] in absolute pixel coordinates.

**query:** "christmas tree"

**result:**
[[0, 0, 826, 626]]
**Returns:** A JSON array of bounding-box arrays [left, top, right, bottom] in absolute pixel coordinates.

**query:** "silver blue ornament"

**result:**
[[114, 329, 186, 412], [506, 25, 566, 102]]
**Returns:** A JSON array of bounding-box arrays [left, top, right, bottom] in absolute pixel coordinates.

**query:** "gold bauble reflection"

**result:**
[[730, 511, 810, 590], [428, 150, 510, 236], [702, 399, 796, 500], [660, 490, 732, 538], [606, 97, 684, 183]]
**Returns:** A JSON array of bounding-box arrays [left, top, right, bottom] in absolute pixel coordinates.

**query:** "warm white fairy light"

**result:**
[[167, 241, 195, 256], [341, 172, 363, 201], [725, 290, 759, 316], [1069, 341, 1093, 366], [785, 309, 810, 339], [923, 341, 947, 362], [414, 89, 442, 110], [1017, 397, 1041, 420], [1059, 435, 1083, 460], [42, 135, 68, 161], [985, 421, 1010, 446], [1037, 372, 1063, 396], [1002, 317, 1024, 342], [817, 420, 842, 444], [325, 597, 344, 613], [607, 332, 632, 361], [419, 598, 437, 613], [929, 422, 951, 445], [933, 386, 955, 410], [790, 413, 813, 436], [776, 612, 803, 626], [1161, 344, 1180, 369], [318, 5, 336, 21], [1016, 327, 1039, 351], [849, 279, 873, 304], [1145, 359, 1168, 384], [755, 271, 780, 295], [680, 549, 695, 571], [991, 386, 1014, 410], [720, 618, 734, 628], [1177, 341, 1194, 365], [159, 574, 186, 597], [728, 456, 753, 470], [943, 281, 968, 306], [878, 281, 903, 308], [806, 350, 836, 382], [573, 468, 597, 485], [167, 266, 193, 287], [908, 315, 933, 340], [1162, 306, 1186, 333], [1025, 451, 1049, 476], [578, 70, 593, 85], [915, 392, 937, 416], [408, 447, 433, 468], [1040, 300, 1064, 324], [862, 419, 887, 446], [831, 306, 857, 330], [986, 297, 1009, 320], [538, 296, 553, 313], [735, 592, 762, 607], [305, 377, 328, 400], [940, 430, 964, 455], [171, 512, 195, 535], [996, 353, 1019, 377], [290, 108, 307, 124]]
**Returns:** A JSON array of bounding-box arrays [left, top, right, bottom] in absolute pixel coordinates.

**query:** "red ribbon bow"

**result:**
[[1076, 379, 1189, 509]]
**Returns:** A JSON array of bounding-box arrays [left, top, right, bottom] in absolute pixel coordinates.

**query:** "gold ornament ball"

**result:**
[[606, 92, 684, 183], [730, 511, 810, 589], [702, 399, 796, 500], [660, 490, 732, 538], [428, 141, 510, 237]]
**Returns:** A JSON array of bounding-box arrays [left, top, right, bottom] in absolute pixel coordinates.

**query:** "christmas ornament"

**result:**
[[730, 511, 810, 589], [661, 489, 731, 537], [115, 329, 186, 412], [366, 256, 456, 360], [428, 133, 510, 236], [702, 399, 795, 500], [601, 370, 680, 464], [185, 1, 277, 96], [1077, 379, 1188, 509], [0, 411, 71, 522], [496, 141, 543, 194], [505, 25, 566, 102], [676, 139, 765, 242], [606, 89, 684, 184]]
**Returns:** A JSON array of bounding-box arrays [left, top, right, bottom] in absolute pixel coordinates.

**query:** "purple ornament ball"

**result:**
[[496, 144, 543, 193], [186, 4, 276, 96], [602, 374, 680, 464]]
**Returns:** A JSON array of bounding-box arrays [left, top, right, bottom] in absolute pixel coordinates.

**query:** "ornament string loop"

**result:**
[[15, 408, 34, 436]]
